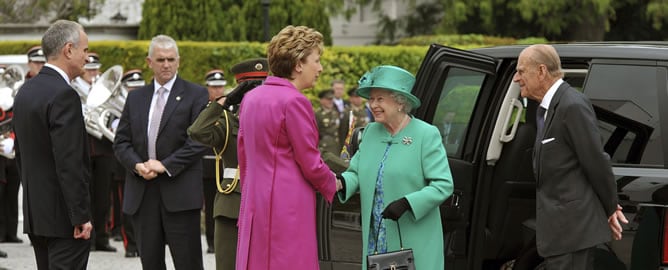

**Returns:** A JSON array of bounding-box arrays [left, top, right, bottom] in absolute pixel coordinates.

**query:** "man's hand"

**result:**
[[144, 159, 166, 174], [73, 221, 93, 239], [135, 162, 157, 180], [608, 204, 628, 240]]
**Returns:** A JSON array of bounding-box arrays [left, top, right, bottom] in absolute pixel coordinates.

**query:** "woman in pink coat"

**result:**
[[235, 25, 338, 270]]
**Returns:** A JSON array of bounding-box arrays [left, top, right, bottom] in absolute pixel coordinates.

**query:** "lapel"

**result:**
[[535, 81, 569, 179], [158, 77, 185, 136], [138, 83, 155, 137]]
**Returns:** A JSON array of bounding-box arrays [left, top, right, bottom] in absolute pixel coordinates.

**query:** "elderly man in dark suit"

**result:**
[[113, 35, 209, 269], [12, 20, 93, 270], [514, 44, 628, 270]]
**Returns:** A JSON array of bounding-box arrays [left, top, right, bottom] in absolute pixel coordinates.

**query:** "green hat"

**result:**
[[356, 65, 420, 108]]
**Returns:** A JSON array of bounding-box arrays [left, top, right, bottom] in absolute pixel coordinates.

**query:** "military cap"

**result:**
[[205, 69, 227, 86], [318, 89, 335, 99], [27, 46, 46, 62], [230, 58, 269, 83], [84, 52, 102, 70], [121, 69, 145, 88]]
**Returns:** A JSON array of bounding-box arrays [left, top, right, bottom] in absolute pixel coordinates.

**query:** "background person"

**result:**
[[514, 44, 627, 270], [235, 25, 338, 270], [25, 45, 46, 79], [113, 34, 209, 269], [13, 19, 93, 270], [200, 68, 228, 254], [71, 52, 102, 97], [188, 58, 269, 270], [109, 69, 144, 258], [315, 89, 341, 154], [337, 65, 454, 270]]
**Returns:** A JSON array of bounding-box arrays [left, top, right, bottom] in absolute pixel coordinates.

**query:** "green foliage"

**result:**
[[0, 0, 103, 23], [397, 34, 547, 48], [139, 0, 333, 44]]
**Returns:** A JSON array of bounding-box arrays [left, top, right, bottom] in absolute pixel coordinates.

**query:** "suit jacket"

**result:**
[[113, 76, 209, 215], [533, 81, 618, 257], [13, 66, 91, 237]]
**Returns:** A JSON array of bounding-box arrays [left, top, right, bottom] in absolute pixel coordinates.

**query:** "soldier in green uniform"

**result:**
[[188, 58, 268, 270], [315, 90, 342, 154]]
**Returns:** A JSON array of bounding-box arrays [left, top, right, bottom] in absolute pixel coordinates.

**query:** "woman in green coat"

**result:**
[[337, 65, 454, 270]]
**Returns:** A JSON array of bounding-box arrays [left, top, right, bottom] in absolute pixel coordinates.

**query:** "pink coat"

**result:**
[[236, 76, 337, 270]]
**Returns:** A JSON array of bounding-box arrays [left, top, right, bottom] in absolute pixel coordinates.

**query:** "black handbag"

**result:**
[[367, 218, 416, 270]]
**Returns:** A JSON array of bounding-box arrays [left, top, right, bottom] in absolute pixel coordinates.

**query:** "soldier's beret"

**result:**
[[27, 46, 46, 63], [230, 58, 269, 83]]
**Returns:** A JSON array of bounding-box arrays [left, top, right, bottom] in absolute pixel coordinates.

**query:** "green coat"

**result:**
[[339, 117, 454, 270], [187, 102, 240, 219]]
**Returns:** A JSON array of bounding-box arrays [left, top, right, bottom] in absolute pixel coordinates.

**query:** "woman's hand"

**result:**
[[382, 197, 411, 220]]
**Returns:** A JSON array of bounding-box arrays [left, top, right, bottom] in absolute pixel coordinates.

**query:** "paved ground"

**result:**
[[0, 227, 216, 270], [0, 187, 216, 269]]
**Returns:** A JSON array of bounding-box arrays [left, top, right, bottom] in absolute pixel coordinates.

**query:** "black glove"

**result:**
[[222, 80, 264, 108], [335, 173, 346, 193], [382, 197, 411, 221]]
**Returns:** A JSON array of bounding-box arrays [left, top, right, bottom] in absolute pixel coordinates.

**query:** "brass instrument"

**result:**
[[84, 65, 125, 142], [0, 65, 25, 159]]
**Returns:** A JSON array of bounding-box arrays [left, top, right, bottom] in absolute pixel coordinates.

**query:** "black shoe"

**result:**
[[0, 249, 7, 258], [206, 246, 214, 254], [125, 249, 139, 258], [2, 236, 22, 243], [92, 244, 117, 252]]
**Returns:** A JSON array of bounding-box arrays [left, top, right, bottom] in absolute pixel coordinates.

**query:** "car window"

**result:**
[[432, 67, 484, 158], [583, 63, 664, 166]]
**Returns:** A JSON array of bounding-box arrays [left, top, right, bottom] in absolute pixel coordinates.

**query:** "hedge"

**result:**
[[0, 34, 541, 102]]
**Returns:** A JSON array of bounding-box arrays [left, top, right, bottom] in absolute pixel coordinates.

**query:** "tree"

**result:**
[[0, 0, 103, 23], [139, 0, 333, 44], [439, 0, 668, 41]]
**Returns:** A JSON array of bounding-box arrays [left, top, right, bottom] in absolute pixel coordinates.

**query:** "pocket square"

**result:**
[[541, 137, 555, 144]]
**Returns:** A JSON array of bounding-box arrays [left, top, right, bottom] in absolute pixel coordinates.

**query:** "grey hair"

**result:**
[[41, 20, 83, 61], [389, 92, 413, 112], [148, 35, 179, 58]]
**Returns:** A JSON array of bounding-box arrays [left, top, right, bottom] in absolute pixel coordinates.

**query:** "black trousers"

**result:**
[[0, 158, 20, 240], [90, 155, 114, 246], [214, 216, 238, 270], [544, 246, 595, 270], [111, 177, 137, 252], [203, 177, 216, 250], [132, 181, 203, 270], [29, 234, 90, 270]]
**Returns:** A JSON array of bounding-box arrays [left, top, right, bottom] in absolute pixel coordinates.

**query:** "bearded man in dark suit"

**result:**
[[514, 44, 628, 270], [13, 20, 93, 270]]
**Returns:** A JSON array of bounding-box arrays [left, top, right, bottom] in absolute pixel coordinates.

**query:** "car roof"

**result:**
[[470, 42, 668, 61]]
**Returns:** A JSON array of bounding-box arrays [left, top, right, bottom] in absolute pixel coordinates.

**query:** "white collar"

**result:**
[[539, 78, 563, 111]]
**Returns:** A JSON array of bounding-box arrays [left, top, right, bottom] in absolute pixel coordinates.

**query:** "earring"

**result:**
[[398, 108, 402, 112]]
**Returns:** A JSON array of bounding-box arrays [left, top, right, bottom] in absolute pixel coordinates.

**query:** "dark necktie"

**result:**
[[533, 106, 547, 171], [535, 106, 546, 141]]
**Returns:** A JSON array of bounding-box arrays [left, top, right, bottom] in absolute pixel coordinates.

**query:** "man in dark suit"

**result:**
[[12, 20, 93, 270], [113, 34, 209, 270], [514, 44, 628, 270]]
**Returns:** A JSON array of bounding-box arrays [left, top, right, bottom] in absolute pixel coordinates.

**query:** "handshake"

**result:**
[[216, 80, 264, 110]]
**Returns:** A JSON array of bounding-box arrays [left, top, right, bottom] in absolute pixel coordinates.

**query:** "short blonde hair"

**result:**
[[267, 25, 324, 79]]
